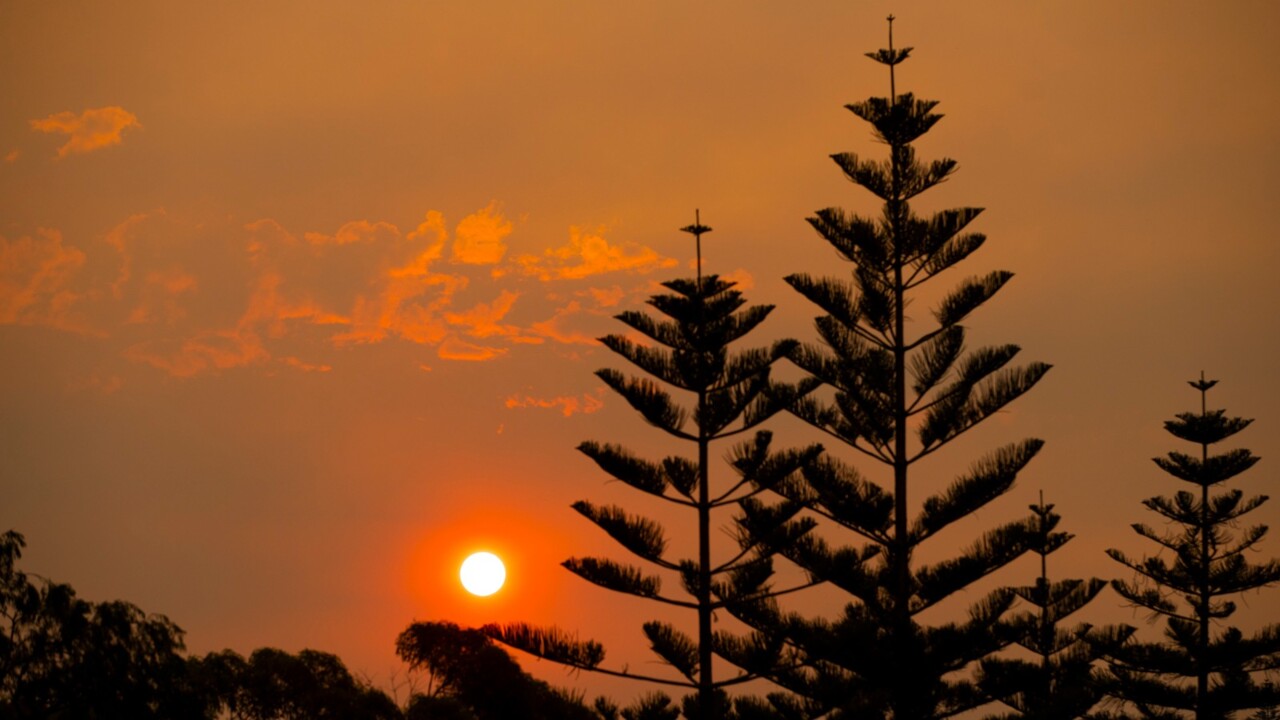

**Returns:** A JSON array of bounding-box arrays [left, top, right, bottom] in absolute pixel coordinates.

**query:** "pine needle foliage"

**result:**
[[978, 495, 1119, 720], [731, 19, 1051, 719], [486, 217, 822, 719], [1100, 375, 1280, 720]]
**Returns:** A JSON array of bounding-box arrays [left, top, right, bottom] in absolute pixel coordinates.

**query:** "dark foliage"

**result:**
[[191, 647, 401, 720], [979, 496, 1121, 719], [397, 620, 598, 720], [1099, 376, 1280, 720], [486, 217, 821, 719], [732, 19, 1050, 719], [0, 530, 202, 719]]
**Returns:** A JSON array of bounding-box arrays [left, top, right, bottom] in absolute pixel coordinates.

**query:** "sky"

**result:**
[[3, 0, 1279, 705]]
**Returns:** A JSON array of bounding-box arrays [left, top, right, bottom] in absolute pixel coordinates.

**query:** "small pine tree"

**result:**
[[978, 493, 1120, 720], [730, 18, 1051, 718], [486, 215, 821, 719], [1101, 375, 1280, 720]]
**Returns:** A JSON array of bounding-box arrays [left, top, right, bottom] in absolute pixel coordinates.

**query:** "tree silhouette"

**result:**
[[0, 530, 202, 719], [1100, 375, 1280, 719], [732, 18, 1051, 718], [978, 494, 1121, 719], [486, 214, 821, 718], [397, 620, 597, 720], [191, 646, 402, 720]]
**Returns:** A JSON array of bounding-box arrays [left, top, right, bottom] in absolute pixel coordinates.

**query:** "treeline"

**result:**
[[0, 529, 671, 719]]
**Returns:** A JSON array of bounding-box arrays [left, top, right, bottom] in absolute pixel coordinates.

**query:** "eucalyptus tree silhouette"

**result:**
[[486, 214, 821, 719], [0, 530, 201, 719], [978, 494, 1121, 720], [396, 621, 597, 720], [1100, 375, 1280, 720], [729, 18, 1051, 719]]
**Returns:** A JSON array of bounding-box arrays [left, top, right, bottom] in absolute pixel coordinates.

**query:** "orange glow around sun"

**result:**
[[402, 503, 576, 627]]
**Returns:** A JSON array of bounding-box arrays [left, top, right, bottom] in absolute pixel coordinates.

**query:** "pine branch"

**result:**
[[562, 557, 694, 608], [912, 439, 1044, 542], [572, 501, 674, 569], [642, 622, 700, 683], [913, 519, 1035, 612], [596, 368, 693, 439]]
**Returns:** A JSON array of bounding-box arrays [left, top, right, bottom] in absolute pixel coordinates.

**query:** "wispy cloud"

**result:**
[[505, 387, 606, 417], [528, 300, 600, 346], [280, 356, 332, 373], [451, 202, 511, 265], [30, 106, 140, 158], [444, 289, 518, 337], [437, 336, 507, 361], [508, 226, 676, 281], [2, 202, 688, 379], [0, 229, 92, 333]]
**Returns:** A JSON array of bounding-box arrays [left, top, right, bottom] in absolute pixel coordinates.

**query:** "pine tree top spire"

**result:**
[[865, 14, 912, 106], [888, 15, 896, 105], [680, 209, 712, 289], [1189, 370, 1217, 414]]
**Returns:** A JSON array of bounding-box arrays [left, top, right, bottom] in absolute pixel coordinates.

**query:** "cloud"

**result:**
[[280, 356, 332, 373], [509, 226, 677, 281], [0, 229, 92, 333], [437, 336, 507, 361], [125, 267, 198, 325], [30, 106, 140, 157], [104, 212, 153, 299], [303, 220, 399, 246], [720, 268, 756, 291], [9, 202, 649, 379], [584, 285, 625, 308], [505, 387, 606, 417], [528, 300, 600, 346], [124, 327, 269, 377], [444, 289, 522, 339], [451, 202, 511, 265], [4, 150, 18, 163], [392, 212, 449, 278]]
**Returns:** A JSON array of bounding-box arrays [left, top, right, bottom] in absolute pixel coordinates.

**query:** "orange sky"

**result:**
[[3, 1, 1279, 705]]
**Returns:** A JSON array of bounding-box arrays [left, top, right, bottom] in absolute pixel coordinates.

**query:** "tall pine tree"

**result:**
[[1101, 375, 1280, 720], [487, 215, 821, 719], [729, 18, 1051, 718], [978, 493, 1118, 720]]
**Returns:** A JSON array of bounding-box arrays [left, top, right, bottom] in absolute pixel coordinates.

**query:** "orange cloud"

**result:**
[[126, 267, 198, 325], [30, 106, 140, 157], [528, 300, 600, 346], [103, 212, 154, 299], [303, 220, 399, 246], [510, 226, 676, 281], [281, 356, 332, 373], [4, 150, 18, 163], [451, 202, 511, 265], [584, 285, 625, 307], [391, 211, 449, 278], [444, 290, 521, 338], [720, 267, 756, 291], [437, 336, 507, 361], [0, 229, 91, 333], [505, 387, 605, 417], [124, 327, 269, 377]]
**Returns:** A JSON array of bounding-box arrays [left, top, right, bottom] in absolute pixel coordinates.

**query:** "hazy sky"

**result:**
[[3, 0, 1278, 704]]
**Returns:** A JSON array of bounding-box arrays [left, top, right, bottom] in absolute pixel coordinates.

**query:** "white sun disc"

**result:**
[[460, 552, 506, 596]]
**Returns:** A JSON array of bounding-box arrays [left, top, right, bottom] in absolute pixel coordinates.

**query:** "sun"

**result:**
[[459, 551, 506, 596]]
